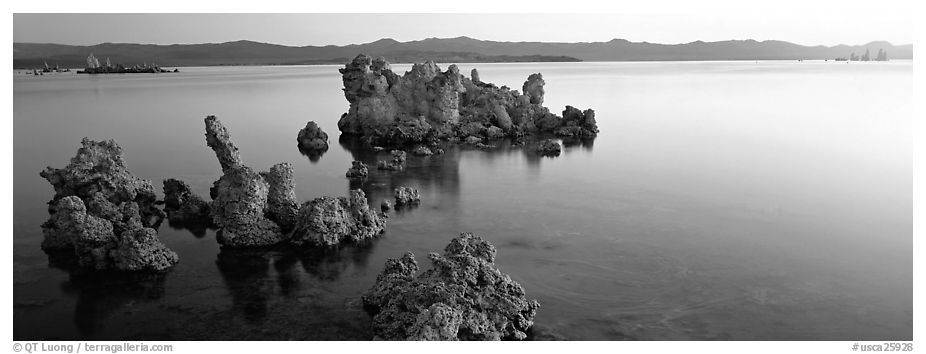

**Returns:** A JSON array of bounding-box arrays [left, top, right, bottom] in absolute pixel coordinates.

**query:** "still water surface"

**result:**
[[13, 61, 912, 340]]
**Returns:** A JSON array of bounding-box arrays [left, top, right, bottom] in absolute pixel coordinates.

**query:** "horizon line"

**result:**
[[12, 36, 913, 48]]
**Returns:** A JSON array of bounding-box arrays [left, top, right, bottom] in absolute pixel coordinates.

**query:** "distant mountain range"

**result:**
[[12, 37, 913, 68]]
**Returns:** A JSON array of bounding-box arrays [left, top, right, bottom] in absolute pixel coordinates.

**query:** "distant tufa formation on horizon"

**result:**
[[77, 53, 179, 74], [836, 48, 889, 62]]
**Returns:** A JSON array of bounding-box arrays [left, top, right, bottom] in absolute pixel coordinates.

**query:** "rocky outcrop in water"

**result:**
[[362, 233, 540, 340], [40, 138, 164, 226], [39, 139, 178, 271], [346, 161, 369, 178], [381, 200, 392, 213], [290, 189, 385, 247], [377, 150, 407, 171], [297, 121, 329, 152], [394, 186, 421, 207], [337, 54, 598, 149], [413, 146, 433, 156], [554, 106, 598, 138], [536, 139, 562, 156], [204, 116, 299, 247]]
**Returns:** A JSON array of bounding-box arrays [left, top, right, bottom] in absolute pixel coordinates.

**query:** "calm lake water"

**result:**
[[13, 61, 912, 340]]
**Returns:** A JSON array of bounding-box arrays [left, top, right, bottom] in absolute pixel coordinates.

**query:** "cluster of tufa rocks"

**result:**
[[337, 54, 598, 150], [377, 150, 407, 171], [394, 186, 421, 207], [290, 189, 386, 247], [345, 160, 370, 178], [39, 138, 178, 271], [362, 233, 540, 340], [184, 115, 386, 248]]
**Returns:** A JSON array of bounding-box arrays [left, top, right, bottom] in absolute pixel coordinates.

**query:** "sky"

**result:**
[[13, 13, 913, 47]]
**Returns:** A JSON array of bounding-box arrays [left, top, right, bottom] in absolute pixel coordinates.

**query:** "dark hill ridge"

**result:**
[[12, 37, 912, 68]]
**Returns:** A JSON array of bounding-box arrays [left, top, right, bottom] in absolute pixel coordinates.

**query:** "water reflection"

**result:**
[[338, 135, 461, 206], [164, 214, 216, 238], [51, 259, 168, 336], [337, 133, 596, 193], [297, 145, 327, 163], [215, 241, 378, 324]]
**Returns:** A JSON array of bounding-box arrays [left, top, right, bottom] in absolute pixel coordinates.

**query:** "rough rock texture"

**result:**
[[260, 163, 299, 232], [464, 136, 483, 145], [204, 115, 242, 173], [394, 186, 421, 207], [41, 196, 178, 271], [413, 146, 433, 156], [377, 150, 407, 171], [210, 166, 285, 247], [297, 121, 330, 151], [40, 138, 164, 227], [346, 161, 369, 178], [39, 139, 177, 271], [290, 189, 386, 247], [162, 178, 212, 227], [554, 106, 598, 138], [536, 139, 562, 156], [336, 55, 599, 149], [362, 233, 540, 340], [204, 116, 298, 247], [109, 226, 181, 271], [381, 200, 392, 213]]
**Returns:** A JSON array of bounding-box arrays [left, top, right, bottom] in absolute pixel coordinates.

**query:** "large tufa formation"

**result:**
[[337, 54, 598, 148], [202, 115, 385, 248], [204, 115, 300, 247], [338, 55, 463, 147], [363, 233, 540, 340], [40, 138, 164, 225], [39, 139, 178, 271], [290, 189, 386, 247]]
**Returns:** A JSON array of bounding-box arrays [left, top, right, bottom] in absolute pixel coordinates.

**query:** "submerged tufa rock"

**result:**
[[346, 161, 369, 178], [290, 189, 386, 247], [536, 139, 562, 157], [394, 186, 421, 207], [377, 150, 407, 171], [362, 233, 540, 340]]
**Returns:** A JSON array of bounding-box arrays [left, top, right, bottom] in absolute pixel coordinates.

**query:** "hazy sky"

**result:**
[[13, 13, 913, 47]]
